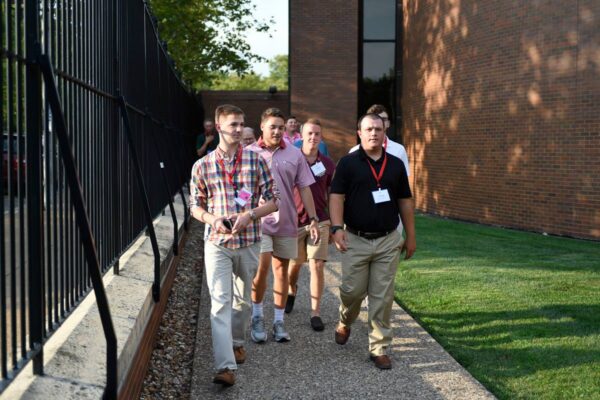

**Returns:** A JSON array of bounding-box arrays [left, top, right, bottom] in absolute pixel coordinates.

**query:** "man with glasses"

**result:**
[[242, 127, 257, 147]]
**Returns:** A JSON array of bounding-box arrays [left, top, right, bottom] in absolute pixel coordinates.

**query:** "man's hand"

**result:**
[[212, 216, 232, 234], [332, 230, 348, 252], [229, 212, 252, 235], [206, 134, 215, 144], [309, 220, 320, 245], [401, 235, 416, 260]]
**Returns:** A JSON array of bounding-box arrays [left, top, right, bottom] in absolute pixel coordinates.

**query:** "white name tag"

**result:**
[[372, 188, 391, 204], [234, 187, 253, 207], [310, 161, 326, 177]]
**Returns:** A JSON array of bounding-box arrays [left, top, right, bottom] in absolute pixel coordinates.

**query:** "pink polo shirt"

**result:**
[[283, 131, 302, 144], [249, 138, 315, 237]]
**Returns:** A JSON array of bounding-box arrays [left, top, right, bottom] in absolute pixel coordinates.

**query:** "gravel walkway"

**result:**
[[189, 232, 496, 399], [140, 219, 205, 399]]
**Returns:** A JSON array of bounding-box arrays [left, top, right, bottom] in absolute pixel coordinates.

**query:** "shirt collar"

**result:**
[[358, 145, 384, 163], [257, 136, 287, 150], [215, 144, 241, 160], [303, 150, 321, 165]]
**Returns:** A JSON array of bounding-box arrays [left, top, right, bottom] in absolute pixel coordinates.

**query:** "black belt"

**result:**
[[346, 227, 393, 240]]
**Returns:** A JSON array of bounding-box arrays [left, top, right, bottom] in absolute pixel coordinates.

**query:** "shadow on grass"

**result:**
[[414, 216, 600, 274], [402, 304, 600, 378]]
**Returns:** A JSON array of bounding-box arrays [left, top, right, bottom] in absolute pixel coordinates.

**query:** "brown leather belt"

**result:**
[[346, 227, 393, 240]]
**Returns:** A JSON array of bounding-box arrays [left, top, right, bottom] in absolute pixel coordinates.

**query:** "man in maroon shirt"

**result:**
[[285, 119, 336, 331]]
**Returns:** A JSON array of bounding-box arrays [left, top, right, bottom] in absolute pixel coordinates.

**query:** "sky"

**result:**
[[246, 0, 288, 76]]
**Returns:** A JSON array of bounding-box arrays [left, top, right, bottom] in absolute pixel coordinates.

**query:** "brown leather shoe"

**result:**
[[213, 368, 235, 386], [233, 346, 246, 364], [370, 354, 392, 369], [334, 323, 351, 345]]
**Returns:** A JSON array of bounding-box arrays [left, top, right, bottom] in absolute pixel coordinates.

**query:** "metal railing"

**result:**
[[1, 0, 201, 397]]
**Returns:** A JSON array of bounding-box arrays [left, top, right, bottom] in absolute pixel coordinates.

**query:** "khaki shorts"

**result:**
[[260, 234, 298, 260], [294, 220, 331, 263]]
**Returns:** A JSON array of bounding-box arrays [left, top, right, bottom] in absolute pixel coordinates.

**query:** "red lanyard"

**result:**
[[217, 146, 243, 191], [367, 152, 387, 188]]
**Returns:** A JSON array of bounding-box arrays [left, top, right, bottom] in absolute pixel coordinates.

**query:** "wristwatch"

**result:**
[[330, 225, 344, 234], [249, 209, 258, 221], [309, 216, 319, 223]]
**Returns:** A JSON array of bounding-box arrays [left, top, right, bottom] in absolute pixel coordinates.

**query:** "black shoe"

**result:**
[[310, 316, 324, 331], [285, 294, 296, 314]]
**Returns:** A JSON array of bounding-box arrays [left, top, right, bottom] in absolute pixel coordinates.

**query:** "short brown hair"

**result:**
[[366, 104, 388, 115], [303, 118, 321, 127], [261, 107, 286, 123], [215, 104, 244, 123], [357, 113, 384, 129]]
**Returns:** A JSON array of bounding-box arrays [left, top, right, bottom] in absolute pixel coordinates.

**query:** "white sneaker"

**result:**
[[251, 316, 267, 343], [272, 320, 291, 342]]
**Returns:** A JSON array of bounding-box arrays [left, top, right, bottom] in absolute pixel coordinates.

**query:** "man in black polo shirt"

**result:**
[[329, 113, 416, 370]]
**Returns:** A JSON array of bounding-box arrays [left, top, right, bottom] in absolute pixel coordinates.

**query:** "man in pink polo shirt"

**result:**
[[248, 108, 320, 343], [283, 115, 302, 143]]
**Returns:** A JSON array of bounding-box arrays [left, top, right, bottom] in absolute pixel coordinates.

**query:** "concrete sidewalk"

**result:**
[[190, 244, 495, 399]]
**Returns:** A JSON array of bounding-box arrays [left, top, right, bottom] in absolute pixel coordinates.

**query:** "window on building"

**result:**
[[360, 0, 398, 139], [363, 0, 396, 40]]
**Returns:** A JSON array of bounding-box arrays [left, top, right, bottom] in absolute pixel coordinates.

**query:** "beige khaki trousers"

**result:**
[[339, 229, 403, 356], [204, 241, 259, 371]]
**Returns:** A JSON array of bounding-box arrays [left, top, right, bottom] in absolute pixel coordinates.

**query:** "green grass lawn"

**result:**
[[395, 214, 600, 400]]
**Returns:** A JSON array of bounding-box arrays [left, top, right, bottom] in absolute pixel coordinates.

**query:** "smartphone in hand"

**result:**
[[222, 218, 233, 231]]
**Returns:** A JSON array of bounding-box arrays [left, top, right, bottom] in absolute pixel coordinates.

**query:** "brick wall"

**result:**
[[290, 0, 359, 160], [402, 0, 600, 239], [199, 90, 290, 131]]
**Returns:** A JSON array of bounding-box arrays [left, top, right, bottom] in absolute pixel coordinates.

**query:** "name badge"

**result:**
[[311, 161, 326, 177], [372, 188, 391, 204], [234, 187, 253, 207]]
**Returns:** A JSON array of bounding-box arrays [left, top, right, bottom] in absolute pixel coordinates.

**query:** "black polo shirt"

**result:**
[[330, 146, 412, 232]]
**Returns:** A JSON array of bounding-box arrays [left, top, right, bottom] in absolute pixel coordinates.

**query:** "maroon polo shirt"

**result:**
[[294, 152, 336, 227]]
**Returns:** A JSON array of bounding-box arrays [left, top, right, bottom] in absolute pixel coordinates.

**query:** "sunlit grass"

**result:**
[[395, 214, 600, 400]]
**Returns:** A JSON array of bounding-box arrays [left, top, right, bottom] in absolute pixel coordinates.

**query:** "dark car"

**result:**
[[3, 133, 26, 193]]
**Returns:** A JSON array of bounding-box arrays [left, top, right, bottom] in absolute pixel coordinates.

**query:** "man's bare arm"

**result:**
[[329, 193, 348, 252], [398, 198, 416, 260]]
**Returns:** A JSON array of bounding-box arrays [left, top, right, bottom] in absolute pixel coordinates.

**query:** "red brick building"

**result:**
[[199, 90, 289, 133], [290, 0, 600, 240]]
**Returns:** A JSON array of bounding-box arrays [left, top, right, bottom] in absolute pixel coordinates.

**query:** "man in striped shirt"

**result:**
[[190, 104, 278, 387]]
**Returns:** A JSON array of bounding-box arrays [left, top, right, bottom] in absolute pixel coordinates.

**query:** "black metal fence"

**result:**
[[1, 0, 200, 396]]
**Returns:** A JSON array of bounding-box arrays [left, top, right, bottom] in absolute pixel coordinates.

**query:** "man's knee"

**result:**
[[339, 284, 365, 304]]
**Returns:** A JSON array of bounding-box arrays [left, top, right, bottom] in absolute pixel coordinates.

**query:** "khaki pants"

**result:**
[[339, 230, 403, 356], [204, 241, 259, 371]]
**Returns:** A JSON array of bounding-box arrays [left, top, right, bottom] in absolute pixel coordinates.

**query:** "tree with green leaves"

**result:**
[[266, 54, 288, 91], [210, 54, 288, 91], [148, 0, 273, 89]]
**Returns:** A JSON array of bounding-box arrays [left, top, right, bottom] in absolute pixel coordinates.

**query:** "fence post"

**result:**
[[113, 0, 121, 275], [25, 0, 45, 376], [39, 54, 118, 399], [118, 98, 161, 302], [147, 122, 179, 255]]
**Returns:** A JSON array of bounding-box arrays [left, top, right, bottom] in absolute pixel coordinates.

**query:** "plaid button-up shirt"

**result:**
[[190, 145, 278, 249]]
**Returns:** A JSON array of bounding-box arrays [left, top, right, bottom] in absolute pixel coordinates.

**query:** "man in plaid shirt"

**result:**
[[190, 104, 278, 387]]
